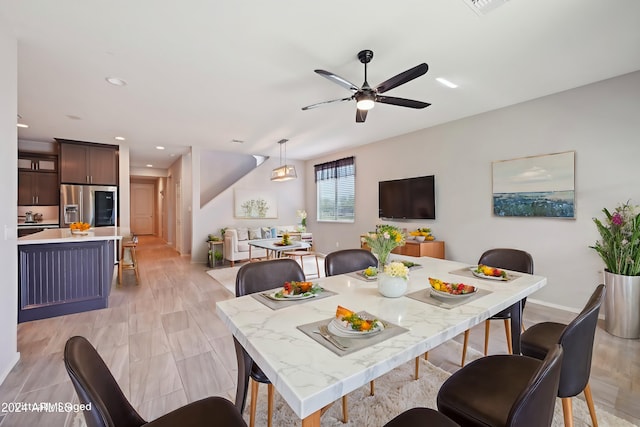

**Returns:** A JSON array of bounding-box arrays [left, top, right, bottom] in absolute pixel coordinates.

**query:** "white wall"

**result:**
[[0, 29, 20, 382], [191, 155, 306, 262], [307, 71, 640, 312]]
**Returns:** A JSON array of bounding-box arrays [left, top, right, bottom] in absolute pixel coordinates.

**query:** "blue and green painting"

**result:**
[[492, 152, 575, 218]]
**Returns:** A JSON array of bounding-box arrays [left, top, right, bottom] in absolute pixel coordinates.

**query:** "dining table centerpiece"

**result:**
[[362, 224, 406, 268], [591, 201, 640, 338], [378, 261, 410, 298]]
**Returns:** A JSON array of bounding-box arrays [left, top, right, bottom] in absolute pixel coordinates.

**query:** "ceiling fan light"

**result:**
[[355, 92, 375, 110]]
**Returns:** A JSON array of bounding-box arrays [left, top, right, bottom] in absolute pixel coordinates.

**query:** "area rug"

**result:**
[[244, 340, 637, 427]]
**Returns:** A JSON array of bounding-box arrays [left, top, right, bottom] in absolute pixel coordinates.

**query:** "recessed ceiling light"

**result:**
[[114, 136, 125, 141], [156, 146, 165, 150], [436, 77, 458, 89], [146, 164, 153, 168], [231, 139, 245, 144], [16, 123, 29, 128], [66, 115, 82, 120], [105, 77, 127, 86]]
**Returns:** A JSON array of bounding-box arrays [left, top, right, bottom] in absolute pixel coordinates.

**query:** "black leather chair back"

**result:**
[[507, 344, 564, 427], [234, 258, 305, 413], [478, 248, 534, 274], [64, 336, 146, 427], [325, 249, 378, 277], [556, 284, 605, 397], [235, 258, 305, 296]]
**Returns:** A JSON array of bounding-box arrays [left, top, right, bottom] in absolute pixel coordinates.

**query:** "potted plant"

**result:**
[[591, 201, 640, 338], [214, 250, 224, 267], [378, 261, 410, 298]]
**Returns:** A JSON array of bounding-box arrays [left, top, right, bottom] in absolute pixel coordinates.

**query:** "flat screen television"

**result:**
[[378, 175, 435, 220]]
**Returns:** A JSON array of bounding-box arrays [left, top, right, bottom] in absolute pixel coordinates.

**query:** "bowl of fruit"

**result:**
[[70, 222, 91, 235], [471, 264, 508, 281], [428, 277, 477, 299]]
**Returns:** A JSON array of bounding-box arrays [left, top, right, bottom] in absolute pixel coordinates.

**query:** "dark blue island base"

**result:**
[[18, 239, 115, 323]]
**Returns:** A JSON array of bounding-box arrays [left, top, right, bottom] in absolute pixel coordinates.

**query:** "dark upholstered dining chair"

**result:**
[[64, 336, 246, 427], [384, 407, 460, 427], [324, 248, 378, 277], [234, 258, 351, 427], [437, 344, 564, 427], [521, 284, 605, 427], [323, 248, 378, 422], [460, 248, 534, 366]]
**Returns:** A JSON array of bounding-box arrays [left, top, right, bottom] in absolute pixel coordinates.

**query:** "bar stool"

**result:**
[[118, 236, 139, 286], [283, 250, 320, 279]]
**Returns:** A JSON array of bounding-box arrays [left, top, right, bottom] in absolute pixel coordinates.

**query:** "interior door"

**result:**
[[131, 183, 154, 235]]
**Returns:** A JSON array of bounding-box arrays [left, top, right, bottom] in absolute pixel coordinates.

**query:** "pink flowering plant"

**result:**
[[591, 201, 640, 276]]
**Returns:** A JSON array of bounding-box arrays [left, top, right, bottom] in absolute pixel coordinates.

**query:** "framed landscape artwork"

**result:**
[[234, 189, 278, 219], [492, 151, 575, 218]]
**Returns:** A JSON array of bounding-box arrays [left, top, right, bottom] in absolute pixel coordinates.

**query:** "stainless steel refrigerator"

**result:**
[[60, 184, 118, 228]]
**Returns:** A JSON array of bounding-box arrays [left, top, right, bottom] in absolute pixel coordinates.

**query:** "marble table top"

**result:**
[[215, 254, 547, 421]]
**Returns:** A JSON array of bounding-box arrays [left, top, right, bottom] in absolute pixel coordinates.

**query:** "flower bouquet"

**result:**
[[378, 261, 409, 298], [362, 224, 406, 267], [591, 201, 640, 276]]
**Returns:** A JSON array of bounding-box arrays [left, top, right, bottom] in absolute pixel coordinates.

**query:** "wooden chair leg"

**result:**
[[484, 320, 491, 355], [561, 397, 574, 427], [370, 380, 375, 396], [424, 351, 429, 361], [131, 248, 140, 284], [584, 383, 599, 427], [415, 357, 420, 380], [342, 395, 348, 423], [249, 379, 258, 427], [267, 383, 274, 427], [461, 330, 470, 366], [504, 319, 513, 354]]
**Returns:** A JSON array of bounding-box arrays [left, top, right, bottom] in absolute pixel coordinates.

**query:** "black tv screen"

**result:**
[[378, 175, 435, 220]]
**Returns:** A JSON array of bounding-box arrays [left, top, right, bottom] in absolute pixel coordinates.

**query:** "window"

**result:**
[[315, 156, 355, 222]]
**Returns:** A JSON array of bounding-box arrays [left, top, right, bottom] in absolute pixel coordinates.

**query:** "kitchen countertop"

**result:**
[[17, 226, 123, 245], [17, 218, 59, 227]]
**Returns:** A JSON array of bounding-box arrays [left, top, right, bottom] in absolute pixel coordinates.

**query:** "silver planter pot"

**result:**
[[603, 271, 640, 339]]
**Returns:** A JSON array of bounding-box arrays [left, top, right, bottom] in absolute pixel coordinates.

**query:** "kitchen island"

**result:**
[[17, 227, 122, 322]]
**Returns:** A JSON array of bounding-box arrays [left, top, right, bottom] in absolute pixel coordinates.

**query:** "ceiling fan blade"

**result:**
[[356, 108, 368, 123], [375, 63, 429, 94], [376, 95, 431, 109], [315, 69, 360, 92], [302, 97, 353, 111]]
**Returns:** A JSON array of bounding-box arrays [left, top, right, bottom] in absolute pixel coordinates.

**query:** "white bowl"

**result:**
[[415, 236, 426, 242]]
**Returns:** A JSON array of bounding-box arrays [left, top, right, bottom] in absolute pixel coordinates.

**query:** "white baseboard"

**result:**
[[527, 298, 605, 320]]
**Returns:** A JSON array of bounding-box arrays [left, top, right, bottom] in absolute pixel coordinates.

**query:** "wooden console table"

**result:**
[[361, 239, 445, 259]]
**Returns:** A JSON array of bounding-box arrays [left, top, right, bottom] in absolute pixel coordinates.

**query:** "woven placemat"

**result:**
[[405, 288, 492, 309], [297, 313, 409, 356], [251, 288, 337, 310]]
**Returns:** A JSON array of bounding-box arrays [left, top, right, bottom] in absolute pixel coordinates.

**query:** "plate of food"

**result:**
[[328, 305, 385, 337], [401, 260, 422, 269], [357, 266, 378, 281], [428, 277, 477, 299], [471, 264, 509, 281], [269, 281, 322, 300], [70, 221, 91, 235]]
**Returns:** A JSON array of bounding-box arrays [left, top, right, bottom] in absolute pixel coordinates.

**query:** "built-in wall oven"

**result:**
[[60, 185, 117, 228]]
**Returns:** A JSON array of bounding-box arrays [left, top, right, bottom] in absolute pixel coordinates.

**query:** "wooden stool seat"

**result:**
[[118, 237, 139, 286], [283, 250, 320, 279]]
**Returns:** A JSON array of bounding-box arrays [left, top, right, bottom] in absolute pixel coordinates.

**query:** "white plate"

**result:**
[[430, 288, 477, 299], [328, 317, 384, 338], [268, 292, 317, 300], [470, 267, 508, 281], [357, 270, 378, 281], [71, 230, 89, 235]]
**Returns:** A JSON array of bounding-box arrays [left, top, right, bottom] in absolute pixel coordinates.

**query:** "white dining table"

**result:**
[[215, 255, 547, 426]]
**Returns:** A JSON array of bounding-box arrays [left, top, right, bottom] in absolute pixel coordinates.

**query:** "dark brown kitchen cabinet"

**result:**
[[18, 170, 59, 206], [60, 142, 118, 185], [18, 153, 58, 172]]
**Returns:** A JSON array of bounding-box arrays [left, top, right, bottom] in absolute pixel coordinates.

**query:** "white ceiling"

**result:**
[[3, 0, 640, 169]]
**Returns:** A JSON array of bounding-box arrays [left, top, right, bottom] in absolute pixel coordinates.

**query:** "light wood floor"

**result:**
[[0, 236, 638, 426]]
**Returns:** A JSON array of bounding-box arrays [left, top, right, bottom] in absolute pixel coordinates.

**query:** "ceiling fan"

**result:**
[[302, 49, 431, 123]]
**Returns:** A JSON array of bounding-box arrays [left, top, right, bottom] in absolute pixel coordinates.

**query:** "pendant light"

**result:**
[[271, 139, 297, 181]]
